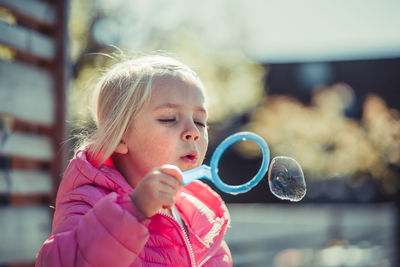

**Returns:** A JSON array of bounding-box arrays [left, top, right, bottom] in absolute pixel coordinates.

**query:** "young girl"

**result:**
[[36, 55, 232, 266]]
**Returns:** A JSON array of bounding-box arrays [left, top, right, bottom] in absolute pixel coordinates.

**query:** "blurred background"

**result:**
[[0, 0, 399, 266]]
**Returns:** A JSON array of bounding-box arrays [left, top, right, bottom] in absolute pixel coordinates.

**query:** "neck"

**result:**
[[112, 153, 142, 188]]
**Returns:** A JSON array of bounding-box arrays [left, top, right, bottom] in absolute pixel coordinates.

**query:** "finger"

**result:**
[[158, 175, 181, 191], [157, 192, 175, 208], [159, 164, 183, 185], [157, 182, 179, 196], [143, 168, 179, 193]]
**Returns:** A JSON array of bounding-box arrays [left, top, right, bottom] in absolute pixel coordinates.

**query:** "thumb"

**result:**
[[159, 164, 183, 185]]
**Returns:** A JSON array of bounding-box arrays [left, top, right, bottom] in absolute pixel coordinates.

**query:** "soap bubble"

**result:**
[[268, 156, 306, 201]]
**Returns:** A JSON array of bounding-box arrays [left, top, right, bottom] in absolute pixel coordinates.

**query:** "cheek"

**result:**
[[203, 130, 209, 150], [141, 134, 177, 159], [128, 133, 162, 161], [199, 137, 209, 159]]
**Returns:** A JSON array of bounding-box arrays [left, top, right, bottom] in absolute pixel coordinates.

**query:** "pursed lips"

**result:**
[[180, 151, 198, 163]]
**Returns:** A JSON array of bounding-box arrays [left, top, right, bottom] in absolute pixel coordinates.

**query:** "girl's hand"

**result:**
[[130, 164, 182, 218]]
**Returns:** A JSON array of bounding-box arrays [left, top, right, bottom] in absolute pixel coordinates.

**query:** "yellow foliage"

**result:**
[[242, 84, 400, 192]]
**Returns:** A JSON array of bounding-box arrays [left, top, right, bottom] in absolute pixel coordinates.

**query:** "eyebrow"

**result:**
[[153, 103, 207, 114]]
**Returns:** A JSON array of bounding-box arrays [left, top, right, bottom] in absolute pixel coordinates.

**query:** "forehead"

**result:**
[[148, 76, 207, 109]]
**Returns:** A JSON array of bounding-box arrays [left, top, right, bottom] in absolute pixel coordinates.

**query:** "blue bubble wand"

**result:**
[[182, 132, 306, 201]]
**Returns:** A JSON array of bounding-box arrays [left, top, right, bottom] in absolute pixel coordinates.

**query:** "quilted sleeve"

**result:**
[[35, 191, 149, 267], [202, 240, 232, 267]]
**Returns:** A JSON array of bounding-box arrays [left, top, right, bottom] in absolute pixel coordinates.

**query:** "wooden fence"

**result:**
[[0, 0, 69, 265]]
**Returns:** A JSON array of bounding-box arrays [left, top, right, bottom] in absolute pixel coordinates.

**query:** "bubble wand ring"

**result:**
[[182, 132, 270, 195]]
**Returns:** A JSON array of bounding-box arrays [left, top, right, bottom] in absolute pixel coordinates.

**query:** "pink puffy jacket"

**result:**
[[35, 150, 232, 267]]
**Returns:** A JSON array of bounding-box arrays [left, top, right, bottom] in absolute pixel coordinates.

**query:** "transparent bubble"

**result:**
[[268, 156, 306, 202]]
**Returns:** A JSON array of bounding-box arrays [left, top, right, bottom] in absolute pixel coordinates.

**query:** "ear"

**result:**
[[114, 138, 128, 154]]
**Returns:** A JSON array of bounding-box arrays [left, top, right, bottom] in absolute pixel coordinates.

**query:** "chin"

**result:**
[[179, 163, 199, 172]]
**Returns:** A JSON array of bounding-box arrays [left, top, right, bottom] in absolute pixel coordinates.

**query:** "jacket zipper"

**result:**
[[158, 212, 196, 267]]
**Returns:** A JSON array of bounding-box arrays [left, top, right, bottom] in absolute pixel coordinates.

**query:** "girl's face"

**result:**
[[115, 76, 208, 187]]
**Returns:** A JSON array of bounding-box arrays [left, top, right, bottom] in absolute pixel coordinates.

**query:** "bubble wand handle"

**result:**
[[182, 165, 212, 185], [182, 132, 270, 195]]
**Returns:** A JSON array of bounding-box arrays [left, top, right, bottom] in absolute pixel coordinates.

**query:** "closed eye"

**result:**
[[158, 118, 176, 123], [195, 121, 207, 128]]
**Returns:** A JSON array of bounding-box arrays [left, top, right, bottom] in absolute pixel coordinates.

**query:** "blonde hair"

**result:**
[[85, 54, 204, 166]]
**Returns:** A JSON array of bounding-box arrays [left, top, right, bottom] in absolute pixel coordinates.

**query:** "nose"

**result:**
[[182, 122, 200, 142]]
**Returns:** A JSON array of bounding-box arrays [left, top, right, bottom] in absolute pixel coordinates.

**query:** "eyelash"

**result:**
[[158, 119, 207, 128], [195, 121, 206, 128], [158, 119, 176, 123]]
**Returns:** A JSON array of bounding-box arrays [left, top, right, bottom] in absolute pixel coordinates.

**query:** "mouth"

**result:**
[[181, 151, 198, 163]]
